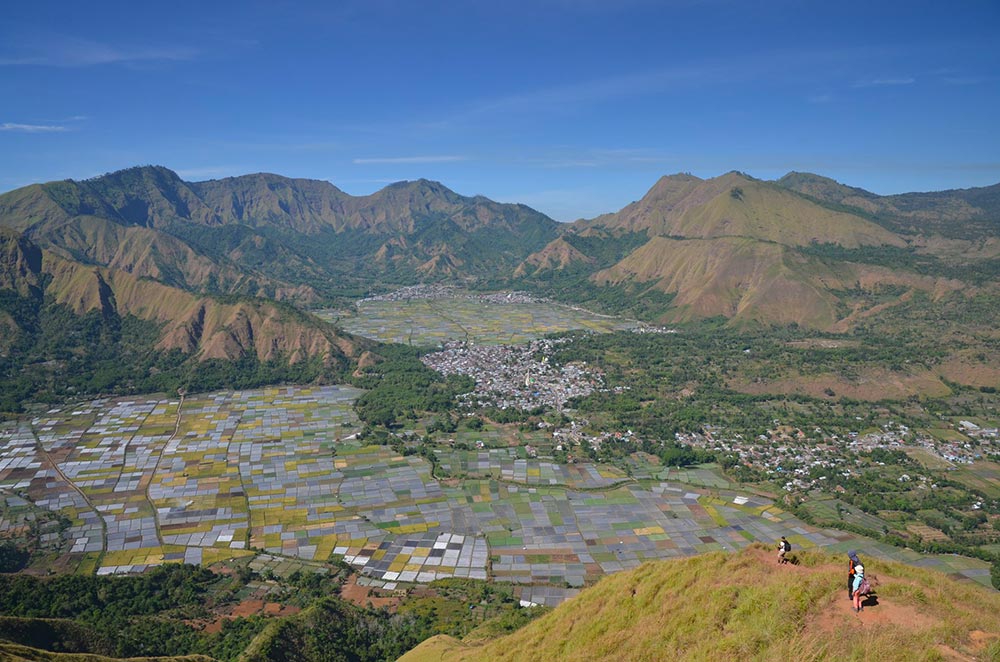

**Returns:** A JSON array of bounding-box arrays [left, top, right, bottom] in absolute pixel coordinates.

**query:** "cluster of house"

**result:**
[[420, 333, 995, 491], [629, 326, 678, 334], [923, 423, 996, 464], [421, 339, 602, 411], [551, 419, 638, 452], [473, 290, 541, 305], [358, 284, 456, 303], [958, 420, 999, 440], [359, 285, 542, 305], [672, 419, 996, 492]]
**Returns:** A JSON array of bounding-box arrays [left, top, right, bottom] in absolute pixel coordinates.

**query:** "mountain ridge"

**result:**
[[3, 231, 366, 363], [776, 171, 1000, 239], [515, 170, 996, 329], [0, 166, 560, 299], [574, 171, 905, 247], [2, 166, 997, 333]]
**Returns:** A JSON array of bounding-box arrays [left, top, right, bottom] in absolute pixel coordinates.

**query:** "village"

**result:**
[[421, 338, 608, 412], [546, 413, 997, 493], [359, 284, 542, 305], [675, 422, 996, 492], [418, 336, 997, 496]]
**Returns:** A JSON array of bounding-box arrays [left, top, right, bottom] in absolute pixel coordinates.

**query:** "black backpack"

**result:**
[[783, 539, 791, 552]]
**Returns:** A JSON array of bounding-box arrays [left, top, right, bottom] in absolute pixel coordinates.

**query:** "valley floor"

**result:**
[[0, 386, 991, 603]]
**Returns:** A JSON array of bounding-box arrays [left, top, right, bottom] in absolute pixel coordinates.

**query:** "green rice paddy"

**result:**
[[316, 296, 635, 346], [3, 385, 993, 594]]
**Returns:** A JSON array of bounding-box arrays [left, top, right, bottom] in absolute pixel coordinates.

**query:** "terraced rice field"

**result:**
[[437, 448, 628, 488], [951, 461, 1000, 500], [316, 297, 636, 346], [1, 386, 993, 603]]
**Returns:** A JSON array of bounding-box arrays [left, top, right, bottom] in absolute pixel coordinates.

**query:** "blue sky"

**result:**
[[1, 0, 998, 220]]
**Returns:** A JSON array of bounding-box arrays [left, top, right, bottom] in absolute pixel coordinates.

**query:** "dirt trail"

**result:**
[[746, 547, 996, 660], [192, 599, 301, 634], [27, 422, 108, 555], [145, 392, 185, 547], [339, 574, 402, 611], [749, 546, 924, 625]]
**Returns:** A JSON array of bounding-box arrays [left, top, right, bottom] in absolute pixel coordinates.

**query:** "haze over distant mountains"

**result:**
[[0, 165, 997, 386]]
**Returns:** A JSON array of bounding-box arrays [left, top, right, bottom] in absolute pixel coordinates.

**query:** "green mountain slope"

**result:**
[[594, 236, 842, 327], [0, 174, 315, 302], [0, 231, 369, 410], [514, 236, 596, 276], [190, 172, 351, 233], [777, 171, 1000, 240], [1, 167, 995, 332], [401, 546, 1000, 661], [0, 616, 212, 662], [0, 167, 560, 299]]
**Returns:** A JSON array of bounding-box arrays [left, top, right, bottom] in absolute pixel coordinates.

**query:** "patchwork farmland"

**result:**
[[2, 386, 992, 603], [318, 295, 637, 346]]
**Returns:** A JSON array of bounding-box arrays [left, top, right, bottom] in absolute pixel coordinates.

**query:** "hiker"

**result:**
[[852, 562, 866, 612], [847, 550, 861, 600], [777, 536, 791, 564]]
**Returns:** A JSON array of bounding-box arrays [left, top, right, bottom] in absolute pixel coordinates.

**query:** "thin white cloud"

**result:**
[[35, 115, 88, 122], [807, 93, 833, 104], [519, 147, 674, 169], [498, 187, 615, 222], [466, 66, 713, 117], [926, 66, 993, 86], [217, 140, 341, 152], [453, 48, 861, 121], [941, 75, 992, 86], [353, 155, 468, 164], [590, 148, 674, 163], [0, 122, 68, 133], [852, 77, 915, 88], [529, 159, 600, 168], [0, 35, 196, 67]]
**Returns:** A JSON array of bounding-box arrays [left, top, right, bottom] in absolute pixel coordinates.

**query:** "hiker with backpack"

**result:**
[[847, 551, 861, 599], [852, 561, 868, 613], [777, 536, 791, 564]]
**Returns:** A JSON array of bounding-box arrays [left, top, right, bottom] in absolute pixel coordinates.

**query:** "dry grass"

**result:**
[[400, 545, 1000, 662]]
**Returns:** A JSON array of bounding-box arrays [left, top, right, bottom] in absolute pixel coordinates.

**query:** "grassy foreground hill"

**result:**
[[0, 643, 211, 662], [3, 547, 995, 661], [401, 546, 1000, 662]]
